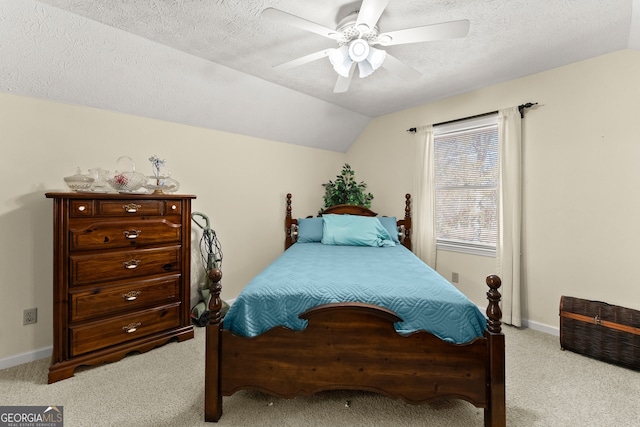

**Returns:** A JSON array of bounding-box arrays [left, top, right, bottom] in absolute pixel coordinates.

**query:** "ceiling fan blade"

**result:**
[[376, 19, 470, 46], [273, 49, 332, 72], [262, 8, 339, 40], [380, 53, 421, 81], [356, 0, 390, 32], [333, 63, 355, 93]]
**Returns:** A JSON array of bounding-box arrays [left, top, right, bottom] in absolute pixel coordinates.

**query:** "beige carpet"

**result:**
[[1, 326, 639, 426]]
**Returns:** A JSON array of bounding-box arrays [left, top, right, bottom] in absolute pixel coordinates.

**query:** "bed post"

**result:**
[[204, 268, 223, 422], [484, 275, 506, 427], [403, 194, 412, 251], [285, 193, 295, 250]]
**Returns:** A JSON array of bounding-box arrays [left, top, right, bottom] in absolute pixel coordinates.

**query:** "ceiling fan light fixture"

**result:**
[[368, 46, 386, 68], [328, 46, 352, 77], [357, 60, 373, 78], [357, 46, 386, 78], [264, 3, 469, 92], [348, 39, 370, 62]]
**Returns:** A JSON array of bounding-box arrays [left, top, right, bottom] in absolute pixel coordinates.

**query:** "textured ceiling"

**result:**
[[2, 0, 638, 151]]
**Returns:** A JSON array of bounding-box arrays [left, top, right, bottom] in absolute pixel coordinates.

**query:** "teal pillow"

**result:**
[[297, 217, 324, 243], [378, 216, 400, 244], [321, 214, 396, 247]]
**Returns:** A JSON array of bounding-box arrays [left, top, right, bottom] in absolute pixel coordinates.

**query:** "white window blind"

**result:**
[[434, 115, 498, 256]]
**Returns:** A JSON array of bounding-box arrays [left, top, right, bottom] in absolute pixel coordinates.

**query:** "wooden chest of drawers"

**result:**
[[45, 192, 196, 383]]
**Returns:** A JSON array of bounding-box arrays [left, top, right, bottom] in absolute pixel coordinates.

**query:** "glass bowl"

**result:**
[[107, 171, 147, 193], [64, 170, 95, 191]]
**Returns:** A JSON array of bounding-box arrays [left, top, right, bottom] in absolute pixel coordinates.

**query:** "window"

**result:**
[[434, 115, 498, 256]]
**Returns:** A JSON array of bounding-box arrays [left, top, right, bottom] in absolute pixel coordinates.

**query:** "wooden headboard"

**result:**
[[284, 193, 412, 251]]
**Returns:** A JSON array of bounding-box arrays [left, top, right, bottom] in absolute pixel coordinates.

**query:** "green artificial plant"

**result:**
[[322, 163, 374, 209]]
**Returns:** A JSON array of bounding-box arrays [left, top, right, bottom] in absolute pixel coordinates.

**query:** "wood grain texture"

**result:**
[[45, 192, 195, 383]]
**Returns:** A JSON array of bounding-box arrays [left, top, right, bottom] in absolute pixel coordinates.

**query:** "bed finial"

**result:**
[[485, 275, 503, 334], [405, 194, 411, 217]]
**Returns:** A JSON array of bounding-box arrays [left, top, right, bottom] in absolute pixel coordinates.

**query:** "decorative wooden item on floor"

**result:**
[[45, 192, 196, 383]]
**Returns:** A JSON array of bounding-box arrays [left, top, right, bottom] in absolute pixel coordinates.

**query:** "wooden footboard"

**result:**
[[205, 274, 505, 427]]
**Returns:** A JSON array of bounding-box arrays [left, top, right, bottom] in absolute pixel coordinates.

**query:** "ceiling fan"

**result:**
[[261, 0, 470, 93]]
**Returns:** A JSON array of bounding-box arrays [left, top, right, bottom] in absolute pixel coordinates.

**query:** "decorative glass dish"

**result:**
[[106, 156, 147, 192], [107, 171, 147, 193], [143, 176, 180, 194], [64, 169, 95, 191]]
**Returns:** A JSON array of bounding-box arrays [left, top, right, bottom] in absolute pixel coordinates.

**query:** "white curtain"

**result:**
[[497, 107, 522, 327], [412, 125, 437, 268]]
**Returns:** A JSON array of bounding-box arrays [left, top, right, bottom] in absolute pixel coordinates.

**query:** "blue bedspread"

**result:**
[[223, 243, 487, 343]]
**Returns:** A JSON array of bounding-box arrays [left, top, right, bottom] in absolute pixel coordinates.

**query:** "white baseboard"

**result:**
[[0, 346, 52, 371], [521, 318, 559, 336]]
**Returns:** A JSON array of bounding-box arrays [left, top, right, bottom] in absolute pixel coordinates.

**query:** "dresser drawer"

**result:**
[[70, 275, 181, 322], [92, 199, 182, 217], [69, 246, 181, 286], [69, 304, 182, 356], [69, 218, 181, 250]]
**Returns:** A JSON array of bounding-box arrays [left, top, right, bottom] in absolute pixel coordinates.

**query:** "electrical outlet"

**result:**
[[451, 272, 459, 283], [23, 308, 37, 325]]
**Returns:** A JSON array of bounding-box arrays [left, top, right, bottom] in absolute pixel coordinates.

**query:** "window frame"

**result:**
[[433, 114, 498, 258]]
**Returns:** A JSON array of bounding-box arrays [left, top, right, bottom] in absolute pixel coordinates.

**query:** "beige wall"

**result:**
[[3, 48, 640, 365], [348, 49, 640, 332], [0, 93, 345, 362]]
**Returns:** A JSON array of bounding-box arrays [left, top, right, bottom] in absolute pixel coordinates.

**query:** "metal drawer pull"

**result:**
[[123, 203, 141, 213], [122, 322, 141, 333], [123, 229, 142, 239], [122, 291, 141, 301], [123, 259, 141, 269], [77, 205, 86, 212]]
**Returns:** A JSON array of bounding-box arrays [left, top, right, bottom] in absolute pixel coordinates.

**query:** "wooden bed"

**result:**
[[204, 193, 505, 426]]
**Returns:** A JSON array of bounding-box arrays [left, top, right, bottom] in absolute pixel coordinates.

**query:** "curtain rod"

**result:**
[[406, 102, 538, 133]]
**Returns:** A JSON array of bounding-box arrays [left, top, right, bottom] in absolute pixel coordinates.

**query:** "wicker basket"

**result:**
[[560, 296, 640, 371]]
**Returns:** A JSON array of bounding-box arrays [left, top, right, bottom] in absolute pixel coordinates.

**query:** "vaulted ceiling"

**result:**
[[2, 0, 639, 152]]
